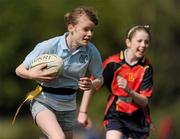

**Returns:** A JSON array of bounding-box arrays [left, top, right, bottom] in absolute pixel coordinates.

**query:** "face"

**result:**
[[68, 15, 96, 47], [126, 30, 150, 59]]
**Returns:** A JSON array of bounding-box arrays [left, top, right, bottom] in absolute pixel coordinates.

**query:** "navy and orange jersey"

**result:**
[[102, 50, 153, 114]]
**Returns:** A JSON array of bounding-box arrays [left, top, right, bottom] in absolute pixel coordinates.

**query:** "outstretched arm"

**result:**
[[77, 77, 103, 127]]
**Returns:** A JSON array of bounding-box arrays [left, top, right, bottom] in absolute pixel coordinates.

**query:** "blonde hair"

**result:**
[[64, 6, 98, 26]]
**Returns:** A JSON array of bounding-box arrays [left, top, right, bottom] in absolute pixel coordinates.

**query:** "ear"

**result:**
[[125, 38, 131, 48], [67, 24, 74, 32]]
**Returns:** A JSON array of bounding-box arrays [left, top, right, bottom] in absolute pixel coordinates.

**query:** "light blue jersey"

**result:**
[[23, 33, 103, 110]]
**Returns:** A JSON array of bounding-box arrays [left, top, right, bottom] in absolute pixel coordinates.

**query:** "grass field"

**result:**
[[1, 91, 180, 139], [0, 116, 40, 139]]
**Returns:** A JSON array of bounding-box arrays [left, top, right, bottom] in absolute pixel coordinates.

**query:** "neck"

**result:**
[[66, 34, 79, 52], [125, 49, 138, 65]]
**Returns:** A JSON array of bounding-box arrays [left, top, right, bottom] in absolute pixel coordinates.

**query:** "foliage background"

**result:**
[[0, 0, 180, 138]]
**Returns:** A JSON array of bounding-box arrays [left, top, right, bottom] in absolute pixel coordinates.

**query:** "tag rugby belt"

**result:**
[[12, 85, 76, 125], [39, 84, 77, 95]]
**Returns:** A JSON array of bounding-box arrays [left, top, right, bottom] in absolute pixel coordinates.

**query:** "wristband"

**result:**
[[128, 89, 133, 95], [126, 87, 133, 95], [79, 111, 87, 114]]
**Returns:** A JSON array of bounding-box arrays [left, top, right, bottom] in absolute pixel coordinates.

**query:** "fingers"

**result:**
[[117, 75, 127, 89], [29, 69, 58, 82], [77, 112, 88, 126], [78, 77, 92, 91], [77, 112, 92, 129], [33, 64, 47, 71], [39, 72, 59, 82], [84, 118, 93, 129]]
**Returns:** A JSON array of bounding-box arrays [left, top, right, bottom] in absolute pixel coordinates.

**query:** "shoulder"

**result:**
[[38, 36, 61, 47], [87, 42, 99, 52], [102, 52, 122, 69], [145, 58, 153, 67], [86, 42, 102, 59], [139, 57, 153, 75], [141, 57, 153, 68], [34, 36, 63, 53]]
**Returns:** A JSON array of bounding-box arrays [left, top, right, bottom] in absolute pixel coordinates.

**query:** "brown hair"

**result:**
[[64, 6, 98, 26], [126, 25, 151, 40]]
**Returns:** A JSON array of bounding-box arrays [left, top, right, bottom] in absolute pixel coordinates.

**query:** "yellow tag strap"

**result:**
[[144, 65, 149, 70], [26, 85, 42, 101], [12, 85, 42, 126], [120, 51, 124, 60]]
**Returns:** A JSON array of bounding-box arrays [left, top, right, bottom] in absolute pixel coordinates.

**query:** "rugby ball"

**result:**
[[30, 54, 64, 75]]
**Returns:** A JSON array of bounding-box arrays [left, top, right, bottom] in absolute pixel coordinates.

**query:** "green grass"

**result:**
[[1, 91, 180, 139], [0, 116, 40, 139], [148, 101, 180, 139]]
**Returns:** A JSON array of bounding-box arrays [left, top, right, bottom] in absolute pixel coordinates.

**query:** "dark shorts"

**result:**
[[104, 101, 150, 139]]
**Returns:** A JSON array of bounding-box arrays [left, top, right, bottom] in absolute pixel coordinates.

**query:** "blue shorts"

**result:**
[[104, 100, 150, 139], [30, 100, 76, 131]]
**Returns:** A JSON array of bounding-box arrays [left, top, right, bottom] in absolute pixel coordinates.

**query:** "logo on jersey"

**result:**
[[79, 54, 88, 63], [128, 73, 135, 82]]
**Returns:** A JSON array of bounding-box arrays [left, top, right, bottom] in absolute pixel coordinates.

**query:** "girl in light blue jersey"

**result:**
[[16, 6, 103, 139]]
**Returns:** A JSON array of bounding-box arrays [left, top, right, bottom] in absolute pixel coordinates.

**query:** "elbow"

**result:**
[[92, 77, 104, 91], [15, 67, 19, 75], [15, 67, 20, 76], [100, 77, 104, 86], [96, 77, 104, 91], [15, 64, 31, 79], [15, 64, 24, 77]]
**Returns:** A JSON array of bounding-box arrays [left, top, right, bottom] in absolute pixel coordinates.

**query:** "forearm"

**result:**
[[78, 77, 103, 112], [79, 89, 93, 113], [126, 87, 148, 107], [16, 64, 32, 79]]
